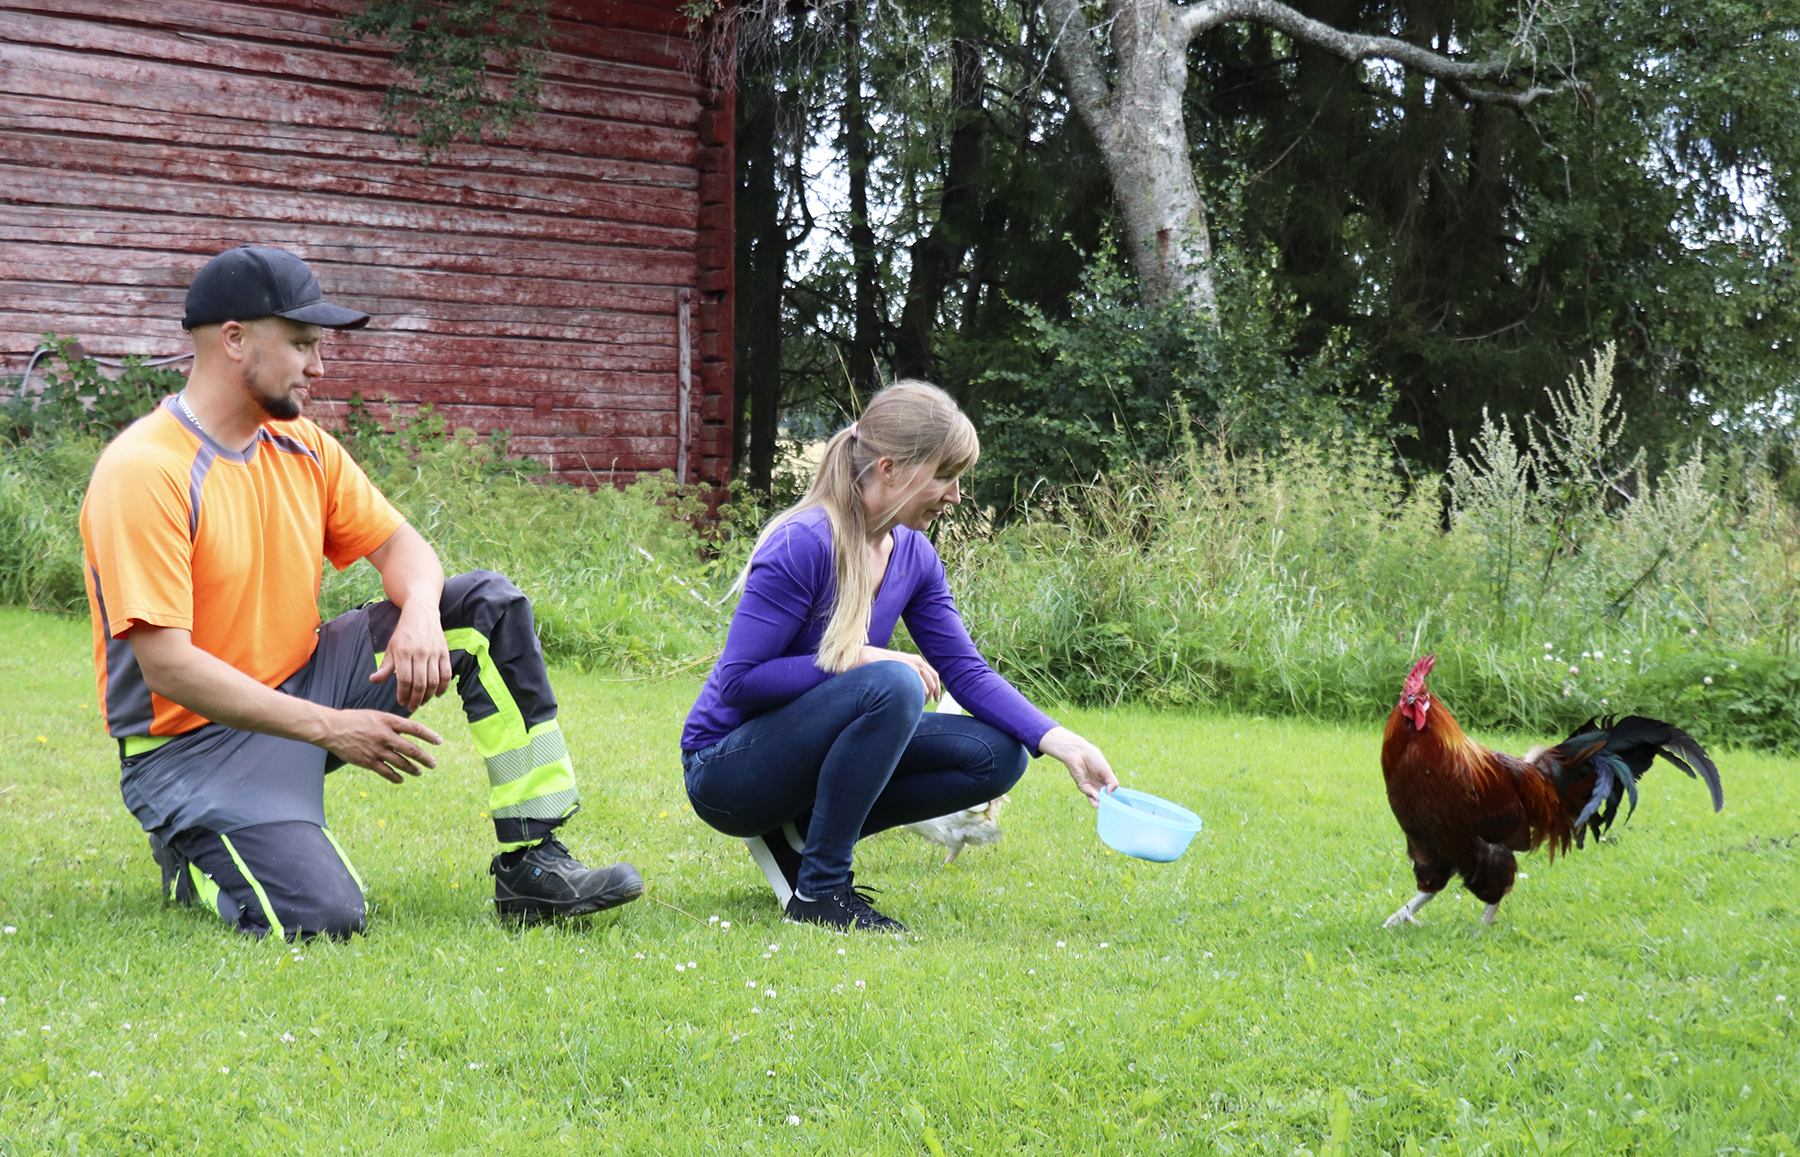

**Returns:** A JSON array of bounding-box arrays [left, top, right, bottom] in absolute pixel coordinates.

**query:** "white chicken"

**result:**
[[903, 693, 1009, 865]]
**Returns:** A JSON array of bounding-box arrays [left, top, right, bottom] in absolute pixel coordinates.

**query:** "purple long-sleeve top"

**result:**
[[681, 507, 1058, 754]]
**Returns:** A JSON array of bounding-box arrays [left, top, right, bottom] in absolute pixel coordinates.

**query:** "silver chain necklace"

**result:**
[[175, 390, 207, 437]]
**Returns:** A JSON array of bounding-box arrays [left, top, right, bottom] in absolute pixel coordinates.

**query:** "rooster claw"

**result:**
[[1382, 891, 1437, 929]]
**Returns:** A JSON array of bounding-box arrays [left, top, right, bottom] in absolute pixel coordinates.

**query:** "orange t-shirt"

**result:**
[[80, 399, 405, 738]]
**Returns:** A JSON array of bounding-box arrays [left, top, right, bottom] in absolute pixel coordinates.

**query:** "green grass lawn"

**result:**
[[1, 607, 1795, 1156]]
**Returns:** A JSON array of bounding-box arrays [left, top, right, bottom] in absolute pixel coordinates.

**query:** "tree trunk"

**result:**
[[844, 0, 881, 395], [894, 23, 987, 379], [1044, 0, 1218, 315], [733, 65, 785, 492], [1041, 0, 1577, 315]]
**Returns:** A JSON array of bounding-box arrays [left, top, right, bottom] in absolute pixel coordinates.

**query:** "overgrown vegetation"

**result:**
[[5, 343, 1798, 750]]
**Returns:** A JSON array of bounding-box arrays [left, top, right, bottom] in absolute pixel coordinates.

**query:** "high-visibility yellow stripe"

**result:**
[[122, 735, 173, 757], [440, 627, 529, 758], [219, 833, 285, 940], [319, 828, 365, 897]]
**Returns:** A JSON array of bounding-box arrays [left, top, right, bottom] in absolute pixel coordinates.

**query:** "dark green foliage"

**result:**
[[974, 237, 1379, 496], [336, 0, 550, 159], [0, 335, 181, 442]]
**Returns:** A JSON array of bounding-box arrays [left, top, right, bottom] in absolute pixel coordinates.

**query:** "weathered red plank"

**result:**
[[0, 44, 698, 164], [0, 168, 699, 253], [0, 210, 694, 300], [0, 11, 702, 126]]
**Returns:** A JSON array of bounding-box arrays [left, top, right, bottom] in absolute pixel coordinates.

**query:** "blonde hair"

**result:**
[[740, 379, 980, 674]]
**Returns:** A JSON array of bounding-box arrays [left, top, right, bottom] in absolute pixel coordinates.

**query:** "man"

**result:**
[[79, 245, 643, 939]]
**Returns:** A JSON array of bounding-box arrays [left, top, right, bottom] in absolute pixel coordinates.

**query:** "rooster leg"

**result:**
[[942, 845, 961, 867], [1382, 891, 1437, 928], [1480, 903, 1500, 927]]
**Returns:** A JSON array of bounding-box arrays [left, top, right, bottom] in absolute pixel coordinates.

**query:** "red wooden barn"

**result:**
[[0, 0, 735, 488]]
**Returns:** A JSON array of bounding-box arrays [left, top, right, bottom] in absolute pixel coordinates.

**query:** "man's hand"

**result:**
[[853, 645, 942, 700], [1039, 725, 1119, 804], [369, 601, 452, 711], [318, 709, 444, 784]]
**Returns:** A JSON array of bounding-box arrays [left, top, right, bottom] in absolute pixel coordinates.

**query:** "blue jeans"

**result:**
[[681, 661, 1030, 897]]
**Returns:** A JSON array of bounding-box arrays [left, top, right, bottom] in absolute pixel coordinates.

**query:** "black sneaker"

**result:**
[[490, 836, 644, 923], [743, 821, 804, 907], [784, 877, 906, 934]]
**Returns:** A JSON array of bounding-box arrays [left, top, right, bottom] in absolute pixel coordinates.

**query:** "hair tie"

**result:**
[[848, 421, 860, 440]]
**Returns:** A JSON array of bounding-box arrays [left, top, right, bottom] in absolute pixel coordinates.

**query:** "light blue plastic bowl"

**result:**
[[1095, 787, 1202, 862]]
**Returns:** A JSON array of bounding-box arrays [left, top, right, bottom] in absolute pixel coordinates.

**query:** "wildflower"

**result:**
[[1568, 666, 1579, 675], [632, 953, 644, 960], [720, 921, 731, 930], [221, 1066, 230, 1073], [1574, 994, 1586, 1003], [745, 981, 756, 988], [675, 965, 686, 973], [764, 989, 777, 998], [1622, 649, 1631, 656], [1056, 940, 1065, 948], [1563, 689, 1572, 698], [280, 1032, 296, 1043], [88, 1070, 101, 1077], [1099, 942, 1110, 949], [786, 1115, 801, 1126], [658, 812, 668, 819], [1600, 699, 1609, 706], [709, 915, 720, 924], [1582, 651, 1591, 659], [767, 1070, 776, 1077], [837, 948, 846, 955], [1703, 676, 1714, 685], [3, 927, 15, 935], [688, 961, 697, 969], [1690, 628, 1699, 636], [1543, 642, 1553, 650], [1778, 995, 1787, 1003], [468, 1062, 485, 1070], [854, 979, 866, 988], [1594, 651, 1604, 660], [768, 944, 780, 952], [36, 736, 46, 743], [1028, 969, 1036, 975]]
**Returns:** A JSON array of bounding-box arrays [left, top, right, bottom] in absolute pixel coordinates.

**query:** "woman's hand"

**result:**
[[1038, 726, 1118, 805], [853, 645, 941, 700]]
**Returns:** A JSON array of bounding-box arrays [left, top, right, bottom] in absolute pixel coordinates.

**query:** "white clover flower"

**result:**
[[2, 927, 15, 935], [280, 1033, 296, 1043], [675, 964, 686, 973], [88, 1071, 102, 1078], [1056, 940, 1065, 948], [720, 921, 731, 930], [708, 915, 720, 924], [1099, 942, 1110, 948], [764, 989, 777, 998], [1594, 651, 1605, 660], [745, 980, 756, 988], [468, 1062, 485, 1070], [786, 1115, 801, 1126], [766, 1070, 775, 1077], [1623, 649, 1631, 656], [768, 944, 780, 952], [837, 948, 846, 955], [1543, 642, 1553, 650], [1569, 666, 1579, 675], [1582, 651, 1591, 659], [1563, 689, 1573, 698], [632, 953, 644, 960], [1778, 995, 1788, 1003], [688, 961, 697, 969], [1690, 628, 1700, 636], [1704, 676, 1714, 685], [1573, 994, 1586, 1003], [855, 979, 866, 988]]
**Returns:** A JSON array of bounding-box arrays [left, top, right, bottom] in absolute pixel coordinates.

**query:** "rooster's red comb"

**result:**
[[1402, 654, 1437, 697]]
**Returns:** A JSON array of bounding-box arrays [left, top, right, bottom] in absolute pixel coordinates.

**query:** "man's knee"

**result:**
[[447, 569, 528, 612], [851, 660, 928, 715], [297, 889, 366, 942]]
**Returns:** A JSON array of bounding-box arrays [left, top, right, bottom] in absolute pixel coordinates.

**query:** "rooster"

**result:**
[[1380, 654, 1723, 929]]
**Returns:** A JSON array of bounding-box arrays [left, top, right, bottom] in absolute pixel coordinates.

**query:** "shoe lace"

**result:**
[[837, 878, 894, 927]]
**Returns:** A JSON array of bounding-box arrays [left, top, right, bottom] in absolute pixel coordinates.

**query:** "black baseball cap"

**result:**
[[182, 246, 370, 331]]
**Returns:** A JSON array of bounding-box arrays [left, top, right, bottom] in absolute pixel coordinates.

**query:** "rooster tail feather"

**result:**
[[1657, 725, 1724, 812]]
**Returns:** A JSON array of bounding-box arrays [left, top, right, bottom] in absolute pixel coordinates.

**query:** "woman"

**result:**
[[681, 381, 1117, 932]]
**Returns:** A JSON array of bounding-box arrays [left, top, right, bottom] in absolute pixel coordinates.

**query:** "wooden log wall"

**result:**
[[0, 0, 734, 487]]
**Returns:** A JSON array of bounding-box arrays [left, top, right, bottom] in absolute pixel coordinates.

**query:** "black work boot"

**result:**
[[784, 876, 906, 933], [491, 836, 644, 923]]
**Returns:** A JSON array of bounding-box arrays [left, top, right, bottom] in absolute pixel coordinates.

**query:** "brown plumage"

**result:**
[[1379, 654, 1724, 929]]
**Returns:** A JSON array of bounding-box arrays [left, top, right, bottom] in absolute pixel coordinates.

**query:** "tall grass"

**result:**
[[947, 349, 1800, 748], [5, 348, 1798, 749]]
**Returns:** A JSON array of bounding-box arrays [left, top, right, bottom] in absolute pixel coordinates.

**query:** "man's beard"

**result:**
[[245, 360, 302, 421]]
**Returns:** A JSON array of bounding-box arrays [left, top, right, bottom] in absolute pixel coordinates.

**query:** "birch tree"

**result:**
[[1040, 0, 1580, 313]]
